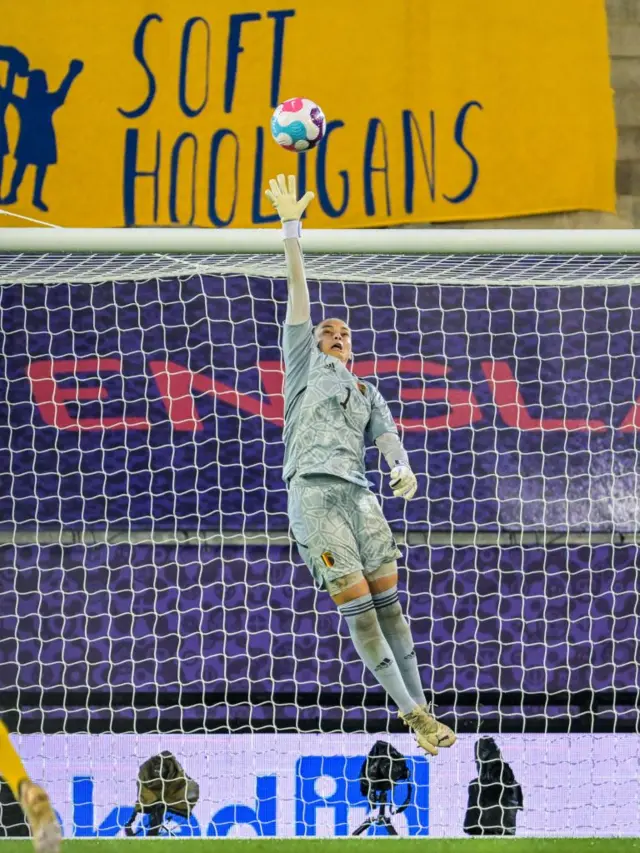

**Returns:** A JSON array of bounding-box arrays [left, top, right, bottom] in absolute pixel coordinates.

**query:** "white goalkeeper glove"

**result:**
[[265, 173, 314, 223], [389, 464, 417, 500]]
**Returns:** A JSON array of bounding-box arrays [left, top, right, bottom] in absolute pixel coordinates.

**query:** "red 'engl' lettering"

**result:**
[[27, 358, 149, 431], [481, 361, 606, 431], [149, 360, 284, 430]]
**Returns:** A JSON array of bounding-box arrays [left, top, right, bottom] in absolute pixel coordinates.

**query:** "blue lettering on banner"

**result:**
[[72, 776, 200, 837], [72, 776, 134, 837], [208, 128, 239, 227], [179, 17, 211, 118], [123, 128, 160, 226], [295, 755, 429, 836], [267, 10, 295, 108], [316, 120, 349, 218], [402, 108, 436, 210], [444, 100, 482, 204], [363, 117, 391, 216], [169, 132, 197, 224], [117, 13, 483, 225], [224, 12, 262, 114], [117, 13, 163, 119], [251, 127, 279, 224], [296, 149, 308, 218], [67, 758, 426, 837], [208, 776, 277, 837]]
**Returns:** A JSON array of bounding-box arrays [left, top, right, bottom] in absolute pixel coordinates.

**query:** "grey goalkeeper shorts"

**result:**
[[287, 474, 401, 590]]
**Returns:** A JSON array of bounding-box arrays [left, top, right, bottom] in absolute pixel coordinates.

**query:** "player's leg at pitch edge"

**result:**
[[0, 720, 61, 853]]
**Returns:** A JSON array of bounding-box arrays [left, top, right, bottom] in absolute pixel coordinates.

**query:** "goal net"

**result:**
[[0, 230, 638, 838]]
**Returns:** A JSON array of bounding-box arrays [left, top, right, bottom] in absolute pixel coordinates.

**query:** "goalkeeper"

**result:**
[[266, 174, 455, 757], [0, 720, 60, 852]]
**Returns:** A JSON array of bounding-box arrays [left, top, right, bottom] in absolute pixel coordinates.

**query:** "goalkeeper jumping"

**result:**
[[266, 174, 455, 756]]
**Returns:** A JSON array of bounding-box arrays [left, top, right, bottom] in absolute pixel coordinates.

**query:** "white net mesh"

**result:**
[[4, 250, 640, 285], [0, 250, 639, 838]]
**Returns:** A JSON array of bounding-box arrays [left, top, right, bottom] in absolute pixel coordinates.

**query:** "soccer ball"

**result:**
[[271, 97, 326, 152]]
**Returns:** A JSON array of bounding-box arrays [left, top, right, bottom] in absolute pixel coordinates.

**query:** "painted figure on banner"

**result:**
[[0, 52, 83, 212], [0, 46, 29, 194]]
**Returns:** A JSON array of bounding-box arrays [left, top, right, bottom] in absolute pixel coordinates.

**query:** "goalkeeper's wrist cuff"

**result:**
[[375, 432, 410, 471], [282, 220, 301, 240]]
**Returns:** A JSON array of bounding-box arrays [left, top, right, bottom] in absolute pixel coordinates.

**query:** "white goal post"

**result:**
[[3, 226, 640, 254], [0, 227, 638, 839]]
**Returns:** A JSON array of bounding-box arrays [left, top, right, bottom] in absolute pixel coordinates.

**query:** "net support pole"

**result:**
[[2, 228, 640, 255]]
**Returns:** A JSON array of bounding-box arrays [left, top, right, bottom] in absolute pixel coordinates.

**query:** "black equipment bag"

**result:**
[[359, 739, 412, 813], [464, 737, 523, 836]]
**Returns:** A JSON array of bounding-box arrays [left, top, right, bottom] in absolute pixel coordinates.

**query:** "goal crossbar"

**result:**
[[3, 227, 640, 255]]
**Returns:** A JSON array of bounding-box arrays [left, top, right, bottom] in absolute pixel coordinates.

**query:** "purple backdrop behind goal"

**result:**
[[0, 274, 639, 699], [1, 543, 638, 697], [2, 275, 640, 532]]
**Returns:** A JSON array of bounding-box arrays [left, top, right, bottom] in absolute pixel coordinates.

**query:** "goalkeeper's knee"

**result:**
[[326, 569, 366, 600]]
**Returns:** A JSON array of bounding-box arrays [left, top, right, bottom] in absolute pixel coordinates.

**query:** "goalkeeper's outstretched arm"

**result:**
[[265, 174, 315, 325]]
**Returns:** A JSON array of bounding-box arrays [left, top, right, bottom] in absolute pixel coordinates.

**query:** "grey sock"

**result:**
[[372, 587, 425, 707], [338, 594, 416, 715]]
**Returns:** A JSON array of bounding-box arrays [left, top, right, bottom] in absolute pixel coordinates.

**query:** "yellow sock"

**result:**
[[0, 721, 29, 800]]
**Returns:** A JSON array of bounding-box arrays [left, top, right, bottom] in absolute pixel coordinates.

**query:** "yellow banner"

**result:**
[[0, 0, 615, 228]]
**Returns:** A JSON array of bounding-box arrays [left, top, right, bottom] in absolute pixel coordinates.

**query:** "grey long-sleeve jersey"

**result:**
[[282, 319, 397, 487]]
